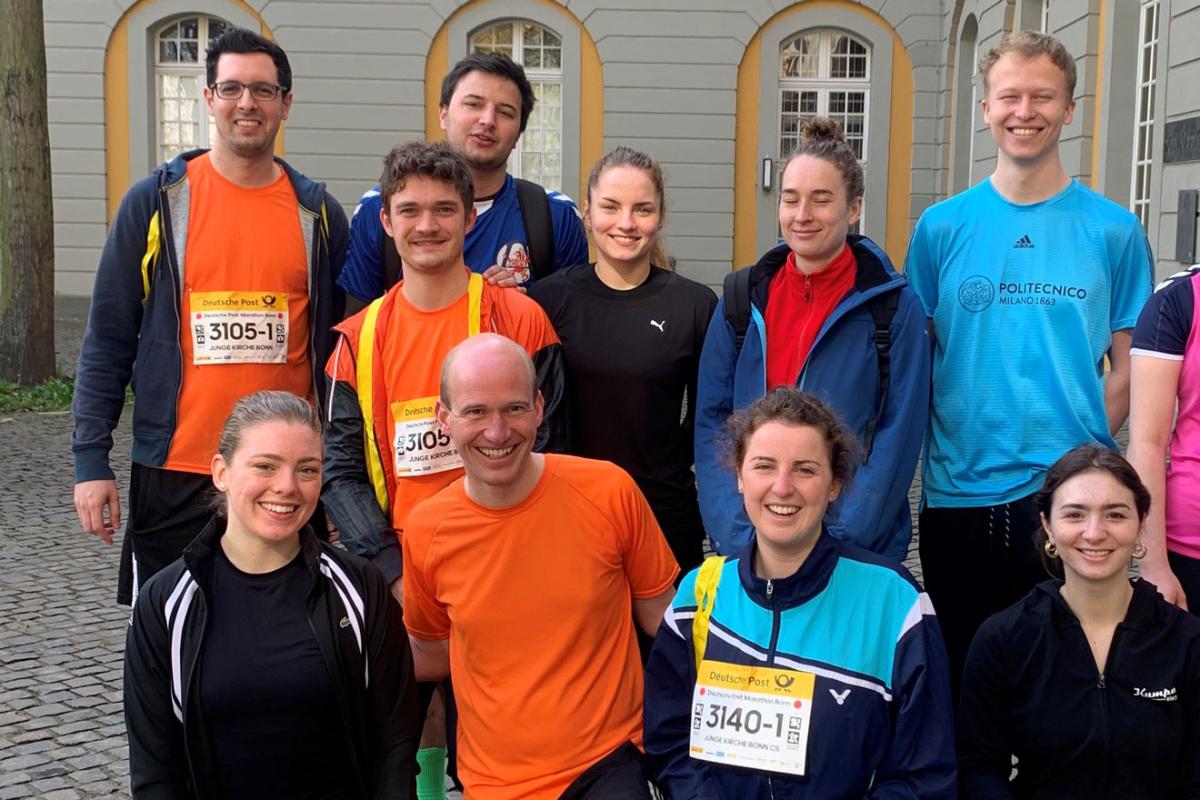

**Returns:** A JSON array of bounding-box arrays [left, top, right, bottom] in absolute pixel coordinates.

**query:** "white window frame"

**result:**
[[470, 20, 564, 192], [777, 29, 871, 231], [1130, 0, 1160, 230], [154, 15, 230, 164]]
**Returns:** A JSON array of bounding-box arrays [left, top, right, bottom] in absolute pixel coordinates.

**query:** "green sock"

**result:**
[[415, 747, 447, 800]]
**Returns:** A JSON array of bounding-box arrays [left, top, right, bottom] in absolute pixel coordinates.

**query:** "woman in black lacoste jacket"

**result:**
[[957, 445, 1200, 799], [123, 391, 419, 799]]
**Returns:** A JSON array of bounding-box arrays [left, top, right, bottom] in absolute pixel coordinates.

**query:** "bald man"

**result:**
[[401, 334, 679, 800]]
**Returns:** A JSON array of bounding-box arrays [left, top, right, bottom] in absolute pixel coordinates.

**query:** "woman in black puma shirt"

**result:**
[[530, 147, 717, 572]]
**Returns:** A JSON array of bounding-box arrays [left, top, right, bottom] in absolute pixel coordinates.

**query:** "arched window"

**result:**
[[154, 15, 230, 164], [1131, 0, 1160, 230], [471, 20, 563, 191], [777, 29, 870, 228]]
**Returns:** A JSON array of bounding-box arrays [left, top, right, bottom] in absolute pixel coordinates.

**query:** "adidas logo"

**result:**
[[1013, 234, 1034, 249]]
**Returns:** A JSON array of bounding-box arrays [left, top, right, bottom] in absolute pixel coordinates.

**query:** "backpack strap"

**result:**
[[514, 178, 554, 282], [722, 268, 753, 354], [691, 556, 727, 675], [862, 290, 900, 460]]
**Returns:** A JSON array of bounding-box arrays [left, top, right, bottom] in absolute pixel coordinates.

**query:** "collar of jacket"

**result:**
[[735, 529, 840, 608], [159, 148, 331, 215], [1034, 576, 1170, 633], [745, 234, 905, 312], [181, 515, 325, 594]]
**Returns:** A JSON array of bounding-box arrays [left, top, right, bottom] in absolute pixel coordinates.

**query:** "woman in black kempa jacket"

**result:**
[[123, 391, 418, 799], [957, 445, 1200, 799]]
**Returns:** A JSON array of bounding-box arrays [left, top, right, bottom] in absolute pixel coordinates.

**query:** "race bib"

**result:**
[[190, 291, 288, 365], [689, 659, 814, 775], [391, 397, 461, 475]]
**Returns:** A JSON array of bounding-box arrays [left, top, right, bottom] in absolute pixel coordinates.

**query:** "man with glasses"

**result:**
[[72, 27, 348, 604], [337, 52, 588, 307]]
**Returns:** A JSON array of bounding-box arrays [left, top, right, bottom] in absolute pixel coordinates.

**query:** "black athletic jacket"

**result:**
[[957, 579, 1200, 799], [124, 520, 419, 799]]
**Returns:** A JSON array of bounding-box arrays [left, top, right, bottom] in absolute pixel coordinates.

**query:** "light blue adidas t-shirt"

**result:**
[[905, 178, 1151, 507]]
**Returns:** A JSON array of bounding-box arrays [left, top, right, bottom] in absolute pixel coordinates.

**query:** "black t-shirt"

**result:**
[[529, 263, 717, 528], [200, 547, 355, 799]]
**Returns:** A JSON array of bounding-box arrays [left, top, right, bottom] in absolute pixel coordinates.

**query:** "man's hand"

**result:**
[[74, 479, 121, 544], [482, 265, 522, 290]]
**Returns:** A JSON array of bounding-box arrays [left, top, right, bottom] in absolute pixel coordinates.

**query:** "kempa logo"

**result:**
[[1013, 234, 1035, 249], [957, 275, 996, 312], [1133, 686, 1178, 702]]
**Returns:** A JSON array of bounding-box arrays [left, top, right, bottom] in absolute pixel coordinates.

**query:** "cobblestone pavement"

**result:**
[[0, 411, 131, 799], [0, 402, 922, 799]]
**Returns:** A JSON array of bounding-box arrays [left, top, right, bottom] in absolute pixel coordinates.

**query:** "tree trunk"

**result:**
[[0, 0, 55, 385]]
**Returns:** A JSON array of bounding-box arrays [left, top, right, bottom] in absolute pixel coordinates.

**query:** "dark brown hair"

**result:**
[[724, 387, 858, 489], [440, 51, 536, 133], [379, 140, 474, 216], [1034, 444, 1150, 575], [782, 116, 865, 202]]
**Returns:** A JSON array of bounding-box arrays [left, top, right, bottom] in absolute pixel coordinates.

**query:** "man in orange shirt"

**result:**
[[72, 28, 347, 605], [321, 142, 568, 796], [403, 333, 679, 800]]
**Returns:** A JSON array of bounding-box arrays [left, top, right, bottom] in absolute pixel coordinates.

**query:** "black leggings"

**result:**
[[558, 743, 652, 800]]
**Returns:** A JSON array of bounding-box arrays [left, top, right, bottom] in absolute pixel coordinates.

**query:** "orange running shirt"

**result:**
[[326, 275, 559, 533], [167, 154, 311, 473], [403, 454, 680, 800]]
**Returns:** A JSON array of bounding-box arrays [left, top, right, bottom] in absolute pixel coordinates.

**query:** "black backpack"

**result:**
[[380, 178, 554, 289], [721, 267, 898, 460]]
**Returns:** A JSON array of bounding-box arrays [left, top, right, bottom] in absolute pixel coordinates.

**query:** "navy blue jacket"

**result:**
[[694, 236, 930, 559], [958, 579, 1200, 799], [644, 533, 957, 799], [71, 150, 348, 482]]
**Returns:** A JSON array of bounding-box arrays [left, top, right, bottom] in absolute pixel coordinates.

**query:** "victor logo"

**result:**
[[829, 688, 851, 706], [1133, 686, 1177, 702]]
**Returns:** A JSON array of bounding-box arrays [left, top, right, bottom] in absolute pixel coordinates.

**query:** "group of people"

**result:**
[[70, 23, 1200, 800]]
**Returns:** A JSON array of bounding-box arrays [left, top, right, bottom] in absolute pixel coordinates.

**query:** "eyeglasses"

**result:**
[[210, 81, 287, 102]]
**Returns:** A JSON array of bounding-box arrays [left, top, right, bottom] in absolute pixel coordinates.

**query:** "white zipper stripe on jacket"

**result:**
[[707, 621, 893, 701], [168, 580, 199, 721], [897, 593, 937, 643], [319, 555, 368, 686]]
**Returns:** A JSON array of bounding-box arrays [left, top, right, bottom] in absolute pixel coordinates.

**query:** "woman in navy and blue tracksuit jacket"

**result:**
[[644, 533, 957, 799], [695, 233, 929, 561]]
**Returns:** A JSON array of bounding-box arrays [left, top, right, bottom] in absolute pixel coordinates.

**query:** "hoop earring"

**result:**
[[1132, 541, 1147, 560], [1043, 539, 1058, 558]]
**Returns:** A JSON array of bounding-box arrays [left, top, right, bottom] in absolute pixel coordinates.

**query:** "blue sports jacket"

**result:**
[[694, 235, 930, 559], [71, 149, 348, 482], [644, 533, 957, 799]]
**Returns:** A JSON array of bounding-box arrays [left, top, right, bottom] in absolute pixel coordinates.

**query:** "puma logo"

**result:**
[[650, 320, 666, 332], [829, 688, 850, 705]]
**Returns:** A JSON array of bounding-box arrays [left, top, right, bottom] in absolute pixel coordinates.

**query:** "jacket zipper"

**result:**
[[1097, 625, 1124, 789], [308, 213, 321, 413], [161, 184, 184, 455], [308, 590, 368, 798]]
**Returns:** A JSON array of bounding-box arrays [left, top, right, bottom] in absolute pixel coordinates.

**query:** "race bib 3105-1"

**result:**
[[190, 291, 288, 365]]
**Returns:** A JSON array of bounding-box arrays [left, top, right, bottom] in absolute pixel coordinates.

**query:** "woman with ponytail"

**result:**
[[694, 117, 930, 562], [529, 146, 717, 572]]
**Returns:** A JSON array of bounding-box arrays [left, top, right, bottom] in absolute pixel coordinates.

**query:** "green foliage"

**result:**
[[0, 375, 74, 412]]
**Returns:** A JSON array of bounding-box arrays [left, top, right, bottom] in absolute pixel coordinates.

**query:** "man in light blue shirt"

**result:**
[[905, 31, 1151, 695]]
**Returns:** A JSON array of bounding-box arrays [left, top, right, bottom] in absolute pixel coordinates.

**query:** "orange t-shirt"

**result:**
[[326, 275, 559, 532], [167, 154, 311, 472], [403, 454, 680, 800]]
